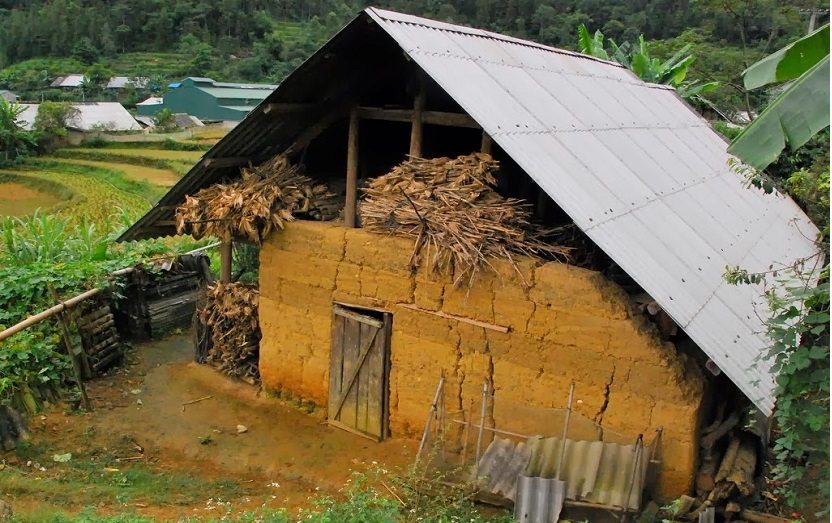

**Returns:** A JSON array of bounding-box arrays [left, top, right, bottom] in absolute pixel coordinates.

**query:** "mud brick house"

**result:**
[[119, 9, 819, 501]]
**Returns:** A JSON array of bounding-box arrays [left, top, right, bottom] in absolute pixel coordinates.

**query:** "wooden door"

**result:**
[[328, 304, 391, 441]]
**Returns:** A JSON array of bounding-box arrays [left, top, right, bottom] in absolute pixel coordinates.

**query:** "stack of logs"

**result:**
[[77, 299, 123, 377], [196, 282, 261, 384], [661, 407, 791, 523]]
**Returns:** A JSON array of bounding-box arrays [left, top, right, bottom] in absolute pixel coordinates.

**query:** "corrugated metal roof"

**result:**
[[514, 475, 565, 523], [117, 8, 820, 414], [198, 87, 275, 100], [364, 8, 819, 415]]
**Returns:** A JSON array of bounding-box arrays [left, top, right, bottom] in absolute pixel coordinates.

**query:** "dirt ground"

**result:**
[[0, 335, 416, 521]]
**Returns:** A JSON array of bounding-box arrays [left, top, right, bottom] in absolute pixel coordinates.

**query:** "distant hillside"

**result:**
[[0, 0, 825, 114]]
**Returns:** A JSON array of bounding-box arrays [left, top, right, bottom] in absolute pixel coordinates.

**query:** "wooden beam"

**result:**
[[409, 83, 426, 157], [262, 102, 314, 114], [202, 157, 253, 169], [344, 106, 359, 228], [356, 106, 479, 129], [284, 103, 351, 157], [480, 132, 493, 154], [220, 241, 232, 283], [396, 303, 509, 333]]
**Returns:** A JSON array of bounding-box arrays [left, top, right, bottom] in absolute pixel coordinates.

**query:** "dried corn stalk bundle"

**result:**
[[361, 153, 571, 285], [175, 155, 337, 244], [197, 282, 261, 384]]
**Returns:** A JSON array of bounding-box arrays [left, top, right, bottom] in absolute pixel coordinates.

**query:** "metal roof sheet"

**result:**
[[363, 8, 819, 415], [197, 86, 276, 100], [16, 102, 141, 131], [117, 8, 820, 414]]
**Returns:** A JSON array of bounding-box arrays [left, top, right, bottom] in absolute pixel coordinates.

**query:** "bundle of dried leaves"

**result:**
[[197, 282, 261, 384], [175, 155, 337, 244], [361, 153, 571, 285]]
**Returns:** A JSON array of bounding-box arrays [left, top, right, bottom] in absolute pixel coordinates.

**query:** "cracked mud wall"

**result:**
[[258, 221, 704, 499]]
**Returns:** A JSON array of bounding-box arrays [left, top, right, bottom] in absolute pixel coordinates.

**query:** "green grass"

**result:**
[[79, 138, 211, 152], [25, 159, 165, 203], [3, 440, 252, 522]]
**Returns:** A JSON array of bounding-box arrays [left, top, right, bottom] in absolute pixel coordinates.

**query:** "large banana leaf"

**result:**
[[728, 55, 830, 169], [743, 24, 829, 90]]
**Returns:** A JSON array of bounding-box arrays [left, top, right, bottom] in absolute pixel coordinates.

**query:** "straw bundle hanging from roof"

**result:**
[[175, 155, 337, 244], [360, 153, 571, 285]]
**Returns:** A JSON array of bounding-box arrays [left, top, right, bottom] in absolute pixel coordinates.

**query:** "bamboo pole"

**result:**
[[409, 83, 426, 158], [473, 380, 489, 476], [219, 241, 233, 283], [415, 373, 445, 466], [345, 106, 360, 227], [556, 381, 575, 480]]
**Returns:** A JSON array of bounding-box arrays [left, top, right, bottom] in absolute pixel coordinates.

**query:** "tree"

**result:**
[[0, 99, 38, 165], [33, 101, 79, 147], [728, 24, 830, 170], [71, 37, 100, 66]]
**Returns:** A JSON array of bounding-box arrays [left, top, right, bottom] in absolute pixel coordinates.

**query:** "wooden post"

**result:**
[[345, 106, 360, 228], [220, 241, 232, 283], [48, 286, 91, 411], [480, 132, 493, 155], [409, 83, 426, 158]]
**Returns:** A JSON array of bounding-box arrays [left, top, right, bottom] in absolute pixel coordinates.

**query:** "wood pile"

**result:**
[[114, 253, 212, 340], [360, 153, 571, 285], [663, 406, 792, 523], [175, 155, 338, 244], [196, 282, 260, 384], [77, 299, 123, 377]]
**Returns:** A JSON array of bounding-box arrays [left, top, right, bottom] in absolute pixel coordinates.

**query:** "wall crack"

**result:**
[[594, 363, 616, 425]]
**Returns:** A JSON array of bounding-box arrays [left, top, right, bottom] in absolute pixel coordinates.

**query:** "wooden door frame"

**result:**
[[328, 302, 392, 441]]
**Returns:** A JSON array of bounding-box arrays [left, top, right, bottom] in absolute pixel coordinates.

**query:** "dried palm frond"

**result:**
[[360, 153, 571, 286], [175, 155, 337, 244]]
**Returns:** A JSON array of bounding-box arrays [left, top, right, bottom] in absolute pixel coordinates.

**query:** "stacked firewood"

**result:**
[[196, 282, 261, 384], [175, 155, 338, 244], [361, 153, 571, 286]]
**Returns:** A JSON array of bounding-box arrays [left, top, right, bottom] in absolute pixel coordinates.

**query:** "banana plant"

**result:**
[[576, 25, 718, 103], [728, 25, 830, 170]]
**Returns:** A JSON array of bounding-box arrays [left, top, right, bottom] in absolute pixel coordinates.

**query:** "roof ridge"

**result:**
[[364, 7, 624, 69]]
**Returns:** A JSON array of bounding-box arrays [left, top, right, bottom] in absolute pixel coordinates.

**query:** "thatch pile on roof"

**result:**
[[175, 156, 337, 244], [360, 153, 570, 285], [197, 282, 260, 383]]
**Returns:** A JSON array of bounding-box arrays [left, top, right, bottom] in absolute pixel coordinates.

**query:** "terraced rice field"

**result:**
[[0, 181, 61, 216], [0, 167, 152, 225], [71, 148, 204, 162], [48, 158, 182, 187]]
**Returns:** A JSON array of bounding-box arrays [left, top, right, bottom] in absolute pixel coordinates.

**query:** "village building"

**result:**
[[0, 90, 18, 103], [16, 102, 141, 132], [136, 77, 277, 123], [119, 8, 819, 504]]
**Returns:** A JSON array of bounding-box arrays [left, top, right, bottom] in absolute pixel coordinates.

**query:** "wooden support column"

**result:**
[[220, 241, 232, 283], [481, 132, 493, 155], [409, 84, 426, 158], [345, 106, 360, 228]]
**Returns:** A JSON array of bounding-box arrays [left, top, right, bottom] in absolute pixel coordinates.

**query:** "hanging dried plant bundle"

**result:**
[[197, 282, 261, 384], [360, 153, 571, 285], [175, 155, 337, 244]]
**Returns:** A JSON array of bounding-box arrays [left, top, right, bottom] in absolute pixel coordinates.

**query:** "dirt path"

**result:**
[[2, 335, 415, 521]]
